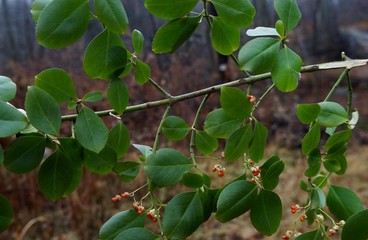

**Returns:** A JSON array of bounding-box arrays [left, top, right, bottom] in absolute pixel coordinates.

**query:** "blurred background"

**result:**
[[0, 0, 367, 239]]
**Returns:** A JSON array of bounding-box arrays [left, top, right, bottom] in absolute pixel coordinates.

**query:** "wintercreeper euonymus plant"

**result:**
[[0, 0, 367, 239]]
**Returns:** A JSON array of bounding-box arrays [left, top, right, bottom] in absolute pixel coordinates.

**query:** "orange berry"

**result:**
[[111, 197, 118, 203], [300, 215, 305, 222], [137, 209, 143, 215], [120, 193, 127, 198], [153, 217, 158, 223], [328, 232, 334, 237], [281, 236, 289, 240], [218, 170, 224, 177], [212, 167, 217, 172]]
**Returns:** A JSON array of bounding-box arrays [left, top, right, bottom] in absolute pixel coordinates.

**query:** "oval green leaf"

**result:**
[[302, 122, 320, 155], [115, 228, 159, 240], [317, 101, 349, 127], [324, 129, 352, 151], [295, 229, 324, 240], [162, 116, 190, 141], [195, 130, 218, 155], [0, 76, 16, 102], [182, 172, 204, 188], [108, 122, 130, 158], [304, 148, 321, 177], [74, 106, 108, 153], [132, 29, 144, 54], [260, 157, 285, 191], [0, 194, 13, 233], [310, 187, 326, 209], [94, 0, 128, 34], [211, 17, 240, 55], [297, 103, 321, 124], [212, 0, 255, 28], [30, 0, 53, 22], [107, 79, 129, 115], [144, 0, 199, 20], [224, 125, 252, 161], [36, 0, 90, 48], [274, 0, 301, 34], [82, 91, 104, 103], [216, 180, 258, 222], [220, 87, 251, 119], [25, 86, 61, 136], [0, 101, 28, 138], [113, 161, 141, 183], [249, 120, 268, 162], [204, 108, 243, 139], [84, 146, 117, 174], [134, 60, 151, 85], [341, 209, 368, 240]]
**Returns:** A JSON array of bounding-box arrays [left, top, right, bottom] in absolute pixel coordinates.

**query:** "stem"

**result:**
[[152, 105, 171, 154], [148, 78, 172, 98], [346, 72, 353, 117], [253, 83, 275, 111], [324, 68, 349, 102]]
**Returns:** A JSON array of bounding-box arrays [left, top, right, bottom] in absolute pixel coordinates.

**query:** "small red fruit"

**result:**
[[300, 215, 305, 222], [153, 217, 158, 223], [212, 167, 217, 172], [218, 170, 224, 177], [137, 209, 143, 215], [281, 236, 289, 240], [121, 193, 128, 198], [328, 232, 334, 237], [111, 197, 118, 203]]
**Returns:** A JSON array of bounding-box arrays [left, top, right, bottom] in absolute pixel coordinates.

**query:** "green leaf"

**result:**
[[0, 194, 13, 233], [304, 148, 321, 177], [38, 150, 76, 201], [224, 125, 252, 161], [275, 20, 285, 37], [341, 209, 368, 240], [204, 108, 243, 139], [323, 158, 341, 172], [82, 91, 104, 102], [249, 120, 268, 162], [297, 104, 321, 124], [30, 0, 53, 22], [0, 76, 16, 102], [134, 60, 151, 85], [34, 68, 77, 104], [107, 79, 129, 115], [25, 86, 61, 136], [0, 145, 3, 165], [94, 0, 128, 34], [182, 172, 204, 189], [162, 116, 190, 141], [238, 37, 280, 74], [115, 228, 159, 240], [216, 180, 258, 222], [274, 0, 302, 34], [74, 106, 108, 153], [324, 129, 352, 151], [317, 102, 349, 127], [212, 0, 255, 28], [195, 130, 218, 155], [4, 135, 46, 173], [211, 17, 240, 55], [133, 144, 152, 159], [36, 0, 90, 48], [84, 146, 117, 174], [260, 156, 285, 191], [220, 87, 251, 119], [144, 148, 192, 187], [132, 29, 144, 54], [163, 192, 203, 239], [99, 209, 146, 240], [271, 46, 302, 92], [310, 187, 326, 209], [250, 190, 282, 236], [144, 0, 199, 20], [246, 27, 279, 37], [113, 161, 141, 183], [152, 16, 201, 54], [0, 101, 28, 138], [108, 122, 130, 158], [327, 185, 364, 220], [295, 229, 324, 240], [302, 122, 320, 155], [84, 29, 127, 80]]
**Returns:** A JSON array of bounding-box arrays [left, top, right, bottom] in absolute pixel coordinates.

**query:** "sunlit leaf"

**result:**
[[0, 101, 28, 138], [134, 60, 151, 85], [132, 29, 144, 54], [317, 102, 349, 127], [274, 0, 301, 34], [0, 76, 16, 102], [94, 0, 128, 34], [297, 104, 320, 124], [144, 0, 199, 20], [162, 116, 190, 141], [302, 122, 320, 155], [82, 91, 103, 102], [211, 17, 240, 55], [204, 108, 243, 139], [212, 0, 255, 28], [30, 0, 53, 22]]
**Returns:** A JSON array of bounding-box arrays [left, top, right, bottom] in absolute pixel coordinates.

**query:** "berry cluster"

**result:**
[[281, 230, 301, 240], [111, 191, 130, 203], [290, 204, 302, 214], [146, 209, 159, 223], [212, 164, 225, 177], [247, 160, 262, 184], [327, 220, 345, 237], [132, 201, 145, 215]]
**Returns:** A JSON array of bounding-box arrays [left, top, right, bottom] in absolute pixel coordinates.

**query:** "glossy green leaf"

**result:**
[[132, 29, 144, 53], [152, 16, 201, 54], [295, 229, 324, 240], [36, 0, 90, 48], [275, 20, 285, 37], [246, 27, 279, 37], [94, 0, 128, 34], [224, 125, 252, 161], [260, 156, 285, 191], [310, 187, 326, 209], [211, 17, 240, 55], [162, 116, 190, 141], [302, 122, 320, 155], [35, 68, 77, 104], [4, 135, 46, 173], [327, 185, 364, 220], [317, 102, 349, 127], [82, 91, 103, 102], [108, 122, 130, 158], [38, 150, 76, 201], [250, 190, 282, 236], [134, 60, 151, 85], [99, 209, 146, 240], [195, 130, 218, 155], [304, 148, 321, 177], [30, 0, 53, 22], [0, 76, 16, 102], [297, 104, 321, 124], [0, 101, 28, 138], [341, 209, 368, 240], [198, 188, 214, 221], [274, 0, 301, 34], [84, 146, 117, 174], [0, 194, 13, 233], [212, 0, 255, 28], [271, 46, 302, 92], [74, 107, 108, 153], [249, 120, 268, 162], [220, 87, 251, 119], [144, 0, 199, 20], [84, 29, 127, 80], [144, 148, 192, 187], [182, 172, 204, 188], [115, 228, 159, 240], [163, 192, 203, 240], [113, 161, 141, 183], [25, 86, 61, 136], [216, 180, 258, 222], [324, 158, 341, 172], [107, 79, 129, 115], [335, 154, 347, 175], [204, 108, 243, 139], [324, 129, 352, 151], [238, 37, 280, 74]]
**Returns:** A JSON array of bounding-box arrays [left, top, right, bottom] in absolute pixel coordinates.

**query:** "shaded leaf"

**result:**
[[295, 229, 324, 240], [297, 103, 320, 124], [212, 0, 255, 28], [113, 161, 141, 183], [260, 156, 285, 191], [82, 91, 103, 102], [0, 76, 16, 102], [94, 0, 128, 34], [341, 209, 368, 240], [224, 125, 252, 161], [195, 130, 218, 155], [302, 122, 320, 155], [162, 116, 190, 141], [211, 17, 240, 55], [249, 120, 268, 162], [204, 108, 243, 139], [144, 0, 199, 20], [108, 122, 130, 158], [107, 79, 129, 115], [317, 102, 348, 127], [220, 87, 251, 119], [84, 146, 117, 174], [304, 148, 321, 177], [115, 228, 159, 240], [182, 172, 204, 188], [30, 0, 53, 22], [0, 101, 28, 138]]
